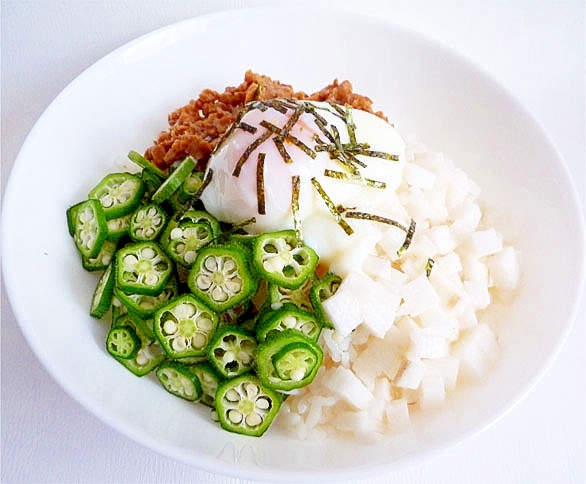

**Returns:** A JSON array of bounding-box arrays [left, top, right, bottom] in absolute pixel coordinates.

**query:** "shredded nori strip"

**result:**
[[260, 120, 315, 159], [273, 137, 294, 164], [232, 128, 273, 177], [425, 258, 435, 277], [398, 219, 417, 256], [324, 169, 386, 189], [344, 211, 409, 231], [256, 153, 266, 215], [237, 122, 257, 134], [311, 177, 354, 235], [345, 105, 357, 145], [291, 175, 302, 245]]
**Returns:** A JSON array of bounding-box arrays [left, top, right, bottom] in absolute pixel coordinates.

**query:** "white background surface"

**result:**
[[1, 1, 584, 483]]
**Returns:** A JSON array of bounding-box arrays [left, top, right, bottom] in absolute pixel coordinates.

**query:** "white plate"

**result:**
[[2, 5, 584, 482]]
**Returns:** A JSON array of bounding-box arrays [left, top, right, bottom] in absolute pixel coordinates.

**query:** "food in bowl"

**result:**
[[66, 71, 520, 440]]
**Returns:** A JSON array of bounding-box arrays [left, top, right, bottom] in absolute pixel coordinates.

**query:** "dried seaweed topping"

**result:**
[[291, 175, 303, 245], [323, 169, 386, 189], [256, 153, 266, 215], [311, 177, 354, 236]]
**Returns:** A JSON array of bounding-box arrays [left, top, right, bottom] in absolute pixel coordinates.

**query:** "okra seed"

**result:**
[[245, 413, 262, 427], [141, 247, 156, 259], [163, 320, 177, 334], [204, 255, 218, 272], [227, 409, 243, 424], [256, 397, 270, 410], [174, 303, 195, 320], [192, 333, 206, 349], [184, 251, 196, 264], [243, 382, 259, 399], [196, 274, 212, 290], [172, 337, 187, 351], [170, 228, 183, 240], [225, 389, 240, 402]]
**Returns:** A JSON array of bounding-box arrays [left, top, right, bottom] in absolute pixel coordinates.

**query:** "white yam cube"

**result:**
[[452, 324, 498, 382], [444, 167, 472, 210], [334, 409, 381, 441], [352, 335, 404, 388], [408, 328, 450, 360], [486, 246, 520, 292], [422, 357, 460, 391], [362, 255, 394, 282], [413, 150, 445, 172], [360, 284, 402, 338], [323, 366, 374, 410], [321, 273, 364, 337], [404, 162, 436, 190], [418, 375, 446, 409], [320, 329, 351, 364], [378, 225, 411, 260], [466, 228, 503, 258], [434, 251, 463, 274], [455, 302, 479, 330], [450, 203, 482, 240], [395, 358, 425, 390], [462, 255, 489, 284], [427, 225, 457, 255], [463, 280, 491, 310], [418, 307, 459, 342], [425, 189, 449, 225], [401, 274, 440, 316], [384, 398, 412, 433]]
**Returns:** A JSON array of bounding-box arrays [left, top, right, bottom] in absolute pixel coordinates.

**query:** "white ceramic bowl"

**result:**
[[2, 6, 584, 482]]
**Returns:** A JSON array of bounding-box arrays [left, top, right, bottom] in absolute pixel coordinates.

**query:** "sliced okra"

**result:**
[[70, 199, 108, 259], [253, 230, 318, 289], [255, 304, 321, 342], [106, 213, 131, 241], [256, 329, 323, 392], [127, 150, 169, 180], [89, 263, 115, 319], [173, 209, 222, 238], [190, 362, 224, 408], [129, 203, 168, 242], [140, 168, 164, 201], [268, 276, 315, 312], [114, 276, 178, 319], [164, 220, 214, 267], [106, 324, 141, 359], [82, 239, 117, 271], [88, 172, 144, 219], [115, 242, 172, 296], [110, 313, 165, 376], [207, 325, 257, 379], [309, 272, 342, 330], [154, 294, 218, 359], [215, 375, 281, 437], [151, 156, 196, 204], [176, 170, 205, 203], [156, 361, 202, 402], [187, 245, 257, 312]]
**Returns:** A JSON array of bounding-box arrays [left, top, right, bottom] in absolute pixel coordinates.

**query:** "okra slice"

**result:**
[[106, 324, 141, 359], [154, 294, 218, 359], [111, 313, 165, 376], [106, 213, 131, 241], [89, 263, 115, 319], [190, 361, 223, 407], [309, 272, 342, 330], [215, 375, 281, 437], [255, 304, 321, 342], [268, 276, 315, 312], [253, 230, 318, 289], [140, 168, 164, 201], [164, 221, 214, 267], [178, 209, 222, 238], [256, 330, 323, 392], [127, 150, 168, 180], [151, 156, 196, 204], [207, 325, 257, 379], [129, 203, 168, 242], [82, 239, 117, 271], [70, 199, 108, 259], [115, 242, 172, 296], [88, 172, 144, 219], [156, 361, 202, 402], [114, 276, 178, 319], [187, 245, 257, 312], [177, 170, 205, 203]]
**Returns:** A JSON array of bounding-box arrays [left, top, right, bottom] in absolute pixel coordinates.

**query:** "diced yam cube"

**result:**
[[352, 335, 404, 388], [401, 274, 440, 316], [360, 286, 402, 338], [462, 255, 489, 284], [444, 167, 472, 210], [418, 375, 446, 409], [320, 329, 351, 364], [486, 246, 520, 292], [455, 302, 479, 330], [466, 228, 503, 258], [427, 225, 456, 255], [334, 409, 381, 440], [425, 189, 449, 225], [463, 280, 491, 310], [395, 358, 425, 389], [323, 366, 374, 410], [407, 328, 450, 360], [434, 251, 463, 274], [450, 203, 482, 240], [422, 357, 460, 391], [452, 324, 498, 382], [418, 307, 459, 342], [321, 273, 364, 337], [378, 225, 411, 260], [404, 163, 436, 190], [413, 151, 445, 172], [384, 398, 412, 432], [363, 256, 409, 292]]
